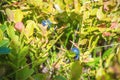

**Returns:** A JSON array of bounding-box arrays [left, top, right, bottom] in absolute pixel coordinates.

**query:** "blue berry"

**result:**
[[41, 20, 47, 26], [71, 47, 80, 56], [71, 47, 80, 60], [74, 55, 79, 60], [41, 20, 51, 28]]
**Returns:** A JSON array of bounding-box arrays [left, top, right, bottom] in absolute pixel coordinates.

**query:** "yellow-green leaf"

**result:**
[[90, 8, 98, 16], [0, 29, 3, 41], [55, 0, 65, 10], [79, 39, 88, 45], [74, 0, 81, 12], [70, 61, 82, 80], [97, 7, 106, 21], [5, 8, 14, 22], [96, 68, 106, 80], [14, 9, 23, 23], [7, 26, 20, 47], [83, 11, 90, 21], [25, 20, 36, 38], [105, 53, 114, 68]]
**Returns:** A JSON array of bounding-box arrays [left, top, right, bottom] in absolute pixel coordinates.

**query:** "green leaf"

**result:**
[[86, 57, 100, 67], [0, 47, 10, 54], [116, 47, 120, 64], [54, 4, 63, 13], [19, 46, 29, 58], [19, 58, 27, 68], [102, 48, 114, 60], [74, 0, 81, 12], [79, 39, 88, 45], [97, 7, 106, 21], [88, 36, 94, 50], [96, 67, 106, 80], [89, 36, 99, 53], [54, 75, 67, 80], [7, 26, 20, 48], [25, 20, 36, 38], [0, 39, 10, 47], [87, 27, 98, 33], [0, 25, 7, 32], [14, 9, 23, 23], [83, 11, 90, 21], [67, 51, 76, 58], [92, 36, 99, 48], [96, 67, 110, 80], [64, 0, 73, 5], [16, 67, 34, 80], [7, 26, 15, 39], [0, 29, 3, 41], [33, 73, 47, 80], [105, 53, 114, 68], [70, 61, 82, 80], [28, 0, 42, 7], [96, 6, 111, 21], [12, 35, 20, 47], [18, 46, 29, 64], [5, 8, 14, 22], [90, 8, 98, 16], [54, 0, 65, 10], [81, 0, 90, 4]]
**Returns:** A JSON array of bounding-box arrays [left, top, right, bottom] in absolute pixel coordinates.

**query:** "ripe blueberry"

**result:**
[[41, 20, 51, 28], [71, 47, 80, 60], [71, 47, 80, 56]]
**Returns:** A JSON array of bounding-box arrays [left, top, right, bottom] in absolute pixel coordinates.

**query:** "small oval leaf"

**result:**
[[0, 39, 10, 47]]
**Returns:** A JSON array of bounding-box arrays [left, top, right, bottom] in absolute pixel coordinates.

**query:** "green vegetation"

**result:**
[[0, 0, 120, 80]]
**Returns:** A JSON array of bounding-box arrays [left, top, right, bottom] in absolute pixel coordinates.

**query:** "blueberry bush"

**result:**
[[0, 0, 120, 80]]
